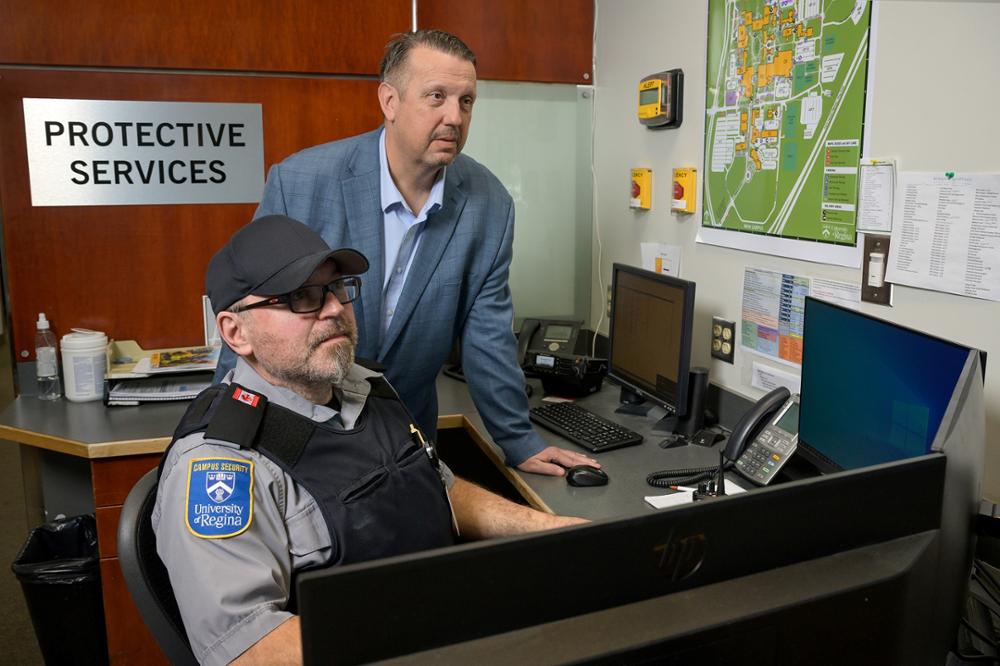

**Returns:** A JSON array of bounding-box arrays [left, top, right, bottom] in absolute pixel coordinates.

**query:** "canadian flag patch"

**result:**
[[232, 387, 260, 407]]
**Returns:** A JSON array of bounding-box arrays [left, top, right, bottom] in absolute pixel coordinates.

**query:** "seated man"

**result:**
[[153, 214, 585, 666]]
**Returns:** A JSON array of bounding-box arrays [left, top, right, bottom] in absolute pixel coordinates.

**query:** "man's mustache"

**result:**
[[310, 319, 357, 348]]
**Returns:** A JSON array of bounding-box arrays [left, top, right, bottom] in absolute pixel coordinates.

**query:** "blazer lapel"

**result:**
[[340, 136, 384, 352], [379, 172, 468, 356]]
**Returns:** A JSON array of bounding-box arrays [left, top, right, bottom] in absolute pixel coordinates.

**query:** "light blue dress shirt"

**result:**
[[378, 130, 445, 340]]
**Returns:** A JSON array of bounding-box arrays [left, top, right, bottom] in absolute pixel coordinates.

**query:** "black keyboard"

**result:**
[[529, 402, 643, 453]]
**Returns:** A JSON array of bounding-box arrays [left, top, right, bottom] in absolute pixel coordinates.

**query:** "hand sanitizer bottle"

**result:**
[[35, 313, 61, 400]]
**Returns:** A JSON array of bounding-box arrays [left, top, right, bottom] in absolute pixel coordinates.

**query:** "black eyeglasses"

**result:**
[[236, 276, 362, 314]]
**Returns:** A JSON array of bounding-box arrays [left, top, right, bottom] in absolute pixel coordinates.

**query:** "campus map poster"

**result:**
[[702, 0, 873, 256]]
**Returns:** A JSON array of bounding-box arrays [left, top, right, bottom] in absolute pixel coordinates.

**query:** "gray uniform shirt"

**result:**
[[152, 358, 454, 666]]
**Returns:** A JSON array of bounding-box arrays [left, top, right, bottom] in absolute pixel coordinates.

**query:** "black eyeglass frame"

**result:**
[[234, 275, 362, 314]]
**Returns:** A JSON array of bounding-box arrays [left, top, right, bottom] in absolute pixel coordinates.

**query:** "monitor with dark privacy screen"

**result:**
[[798, 296, 975, 472], [607, 263, 695, 421]]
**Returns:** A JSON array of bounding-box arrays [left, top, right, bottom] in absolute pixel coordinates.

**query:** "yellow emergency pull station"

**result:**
[[637, 69, 683, 129], [671, 168, 696, 214], [630, 168, 652, 210]]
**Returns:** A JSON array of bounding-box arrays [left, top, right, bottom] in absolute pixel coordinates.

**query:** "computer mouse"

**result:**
[[566, 465, 609, 487]]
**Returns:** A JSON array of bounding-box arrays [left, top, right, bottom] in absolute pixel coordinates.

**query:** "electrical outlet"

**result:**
[[711, 316, 735, 364]]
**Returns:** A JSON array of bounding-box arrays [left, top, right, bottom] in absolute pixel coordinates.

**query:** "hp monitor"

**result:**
[[298, 455, 949, 664]]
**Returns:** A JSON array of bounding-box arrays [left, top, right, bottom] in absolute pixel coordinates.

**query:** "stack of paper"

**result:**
[[130, 346, 220, 375], [106, 373, 213, 406], [107, 341, 221, 379]]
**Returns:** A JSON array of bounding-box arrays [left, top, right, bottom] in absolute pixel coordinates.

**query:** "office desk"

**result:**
[[0, 374, 739, 663], [509, 382, 731, 521]]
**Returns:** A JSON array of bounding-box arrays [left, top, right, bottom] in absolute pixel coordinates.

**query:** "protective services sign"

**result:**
[[23, 98, 264, 206]]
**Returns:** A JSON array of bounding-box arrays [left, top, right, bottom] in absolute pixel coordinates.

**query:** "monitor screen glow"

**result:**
[[798, 297, 972, 471]]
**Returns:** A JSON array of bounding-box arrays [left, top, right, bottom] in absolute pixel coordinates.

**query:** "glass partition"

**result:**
[[463, 81, 594, 323]]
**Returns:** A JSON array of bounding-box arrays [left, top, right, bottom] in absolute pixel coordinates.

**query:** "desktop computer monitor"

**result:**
[[297, 454, 951, 665], [607, 263, 695, 426], [796, 296, 987, 656], [798, 296, 982, 473]]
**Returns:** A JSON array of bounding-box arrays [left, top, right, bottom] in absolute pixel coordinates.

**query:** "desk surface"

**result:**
[[0, 374, 730, 520], [479, 380, 726, 521]]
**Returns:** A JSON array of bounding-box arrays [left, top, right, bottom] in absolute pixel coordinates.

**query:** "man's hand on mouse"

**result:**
[[516, 446, 601, 476]]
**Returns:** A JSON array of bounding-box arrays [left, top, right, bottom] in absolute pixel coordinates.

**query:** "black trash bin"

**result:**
[[11, 514, 109, 665]]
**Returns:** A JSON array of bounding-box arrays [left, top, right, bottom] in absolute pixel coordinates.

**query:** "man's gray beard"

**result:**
[[311, 341, 354, 386], [260, 340, 355, 389]]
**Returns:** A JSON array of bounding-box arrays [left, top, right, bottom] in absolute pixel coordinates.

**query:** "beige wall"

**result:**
[[591, 0, 1000, 500]]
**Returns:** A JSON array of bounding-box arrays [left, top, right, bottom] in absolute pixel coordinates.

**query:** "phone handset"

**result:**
[[724, 386, 790, 461], [516, 319, 541, 368], [728, 388, 800, 486]]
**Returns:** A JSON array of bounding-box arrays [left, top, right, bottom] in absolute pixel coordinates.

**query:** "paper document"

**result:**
[[751, 362, 801, 394], [645, 478, 747, 509], [856, 160, 895, 232], [741, 267, 860, 367], [107, 373, 212, 405], [640, 242, 682, 276], [645, 491, 695, 509], [810, 277, 861, 309], [885, 172, 1000, 302]]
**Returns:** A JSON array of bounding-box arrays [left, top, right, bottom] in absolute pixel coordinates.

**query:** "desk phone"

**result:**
[[733, 393, 799, 486]]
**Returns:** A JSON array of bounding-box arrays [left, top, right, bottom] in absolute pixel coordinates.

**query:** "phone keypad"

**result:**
[[734, 426, 797, 485]]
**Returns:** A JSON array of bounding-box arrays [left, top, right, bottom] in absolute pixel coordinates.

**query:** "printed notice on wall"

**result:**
[[741, 267, 860, 367], [23, 98, 264, 206], [741, 267, 810, 366], [856, 159, 895, 232], [885, 172, 1000, 302], [640, 242, 682, 276]]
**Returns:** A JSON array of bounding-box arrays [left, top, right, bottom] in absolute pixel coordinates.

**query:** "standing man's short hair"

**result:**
[[379, 29, 477, 88]]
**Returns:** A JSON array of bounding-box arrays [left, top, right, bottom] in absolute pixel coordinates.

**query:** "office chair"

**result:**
[[117, 468, 198, 665]]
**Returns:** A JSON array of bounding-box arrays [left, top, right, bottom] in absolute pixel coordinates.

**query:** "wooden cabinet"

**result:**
[[419, 0, 594, 83], [0, 0, 409, 75]]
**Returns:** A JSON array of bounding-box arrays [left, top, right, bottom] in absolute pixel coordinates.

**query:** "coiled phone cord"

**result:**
[[646, 461, 734, 489]]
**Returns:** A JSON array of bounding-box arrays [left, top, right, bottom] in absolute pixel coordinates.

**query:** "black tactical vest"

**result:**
[[161, 377, 457, 573]]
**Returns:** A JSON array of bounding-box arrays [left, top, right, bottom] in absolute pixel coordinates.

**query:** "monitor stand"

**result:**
[[652, 411, 700, 437], [614, 385, 652, 417], [614, 386, 684, 434]]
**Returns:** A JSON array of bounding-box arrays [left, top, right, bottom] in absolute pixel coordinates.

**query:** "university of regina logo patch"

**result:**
[[206, 471, 235, 502], [186, 458, 254, 538]]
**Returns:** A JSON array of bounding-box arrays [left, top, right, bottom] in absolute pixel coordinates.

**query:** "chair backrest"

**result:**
[[117, 467, 198, 665]]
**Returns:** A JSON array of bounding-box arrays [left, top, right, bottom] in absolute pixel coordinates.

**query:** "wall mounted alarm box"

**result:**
[[630, 168, 652, 209], [637, 69, 683, 128], [671, 167, 696, 213]]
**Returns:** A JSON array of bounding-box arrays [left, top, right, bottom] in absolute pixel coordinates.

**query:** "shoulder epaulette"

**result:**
[[204, 384, 269, 449], [172, 385, 225, 441]]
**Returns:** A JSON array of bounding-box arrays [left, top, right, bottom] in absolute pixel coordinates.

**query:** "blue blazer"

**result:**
[[224, 128, 543, 464]]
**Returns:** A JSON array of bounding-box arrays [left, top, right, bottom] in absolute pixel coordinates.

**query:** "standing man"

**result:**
[[217, 29, 596, 476]]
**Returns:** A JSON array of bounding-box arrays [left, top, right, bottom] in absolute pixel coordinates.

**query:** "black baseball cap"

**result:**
[[206, 215, 369, 314]]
